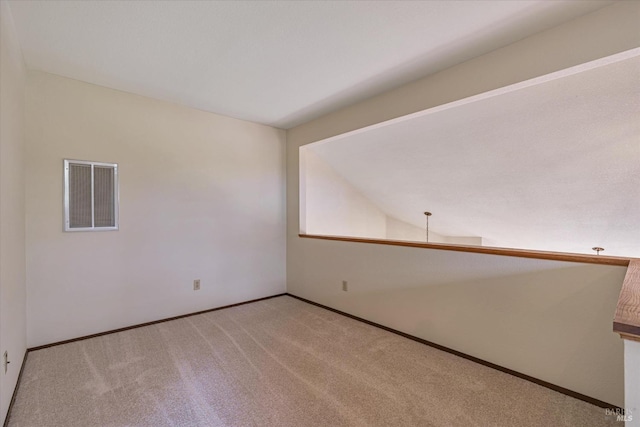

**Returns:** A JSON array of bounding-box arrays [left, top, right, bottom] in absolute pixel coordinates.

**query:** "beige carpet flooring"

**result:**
[[8, 295, 617, 426]]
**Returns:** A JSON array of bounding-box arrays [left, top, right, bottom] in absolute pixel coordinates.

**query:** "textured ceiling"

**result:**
[[7, 0, 612, 128], [307, 54, 640, 257]]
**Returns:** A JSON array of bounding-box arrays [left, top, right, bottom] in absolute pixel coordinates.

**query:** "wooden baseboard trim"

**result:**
[[286, 293, 620, 410], [2, 350, 29, 427], [28, 293, 286, 352], [11, 292, 620, 422]]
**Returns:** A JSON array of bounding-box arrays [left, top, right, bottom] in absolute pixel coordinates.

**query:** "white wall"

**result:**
[[302, 148, 483, 244], [440, 235, 483, 246], [301, 149, 386, 238], [385, 216, 427, 242], [288, 238, 626, 406], [625, 339, 640, 425], [25, 71, 286, 347], [385, 215, 482, 246], [287, 2, 640, 407], [0, 0, 26, 423]]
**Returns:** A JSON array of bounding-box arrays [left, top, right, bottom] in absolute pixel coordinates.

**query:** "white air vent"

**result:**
[[64, 159, 119, 231]]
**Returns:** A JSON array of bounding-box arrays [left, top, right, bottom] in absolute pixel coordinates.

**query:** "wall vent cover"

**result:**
[[64, 159, 119, 231]]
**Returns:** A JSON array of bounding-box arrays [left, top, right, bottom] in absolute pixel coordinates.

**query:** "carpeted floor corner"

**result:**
[[7, 296, 617, 426]]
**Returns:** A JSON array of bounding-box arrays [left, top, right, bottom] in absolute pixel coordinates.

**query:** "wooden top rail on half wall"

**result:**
[[613, 260, 640, 342], [298, 234, 640, 341]]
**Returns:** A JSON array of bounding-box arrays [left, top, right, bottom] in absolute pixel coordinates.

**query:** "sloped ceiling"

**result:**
[[7, 0, 612, 128], [308, 54, 640, 257]]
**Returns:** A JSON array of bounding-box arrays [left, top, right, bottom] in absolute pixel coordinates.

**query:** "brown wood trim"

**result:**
[[614, 259, 640, 340], [616, 332, 640, 343], [8, 292, 622, 419], [286, 293, 621, 410], [2, 350, 28, 427], [299, 233, 633, 266], [613, 322, 640, 339], [28, 293, 286, 352]]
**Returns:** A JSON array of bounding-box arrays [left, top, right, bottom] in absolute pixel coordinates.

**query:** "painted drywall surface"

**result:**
[[289, 238, 626, 406], [385, 215, 445, 244], [385, 215, 427, 242], [288, 2, 640, 146], [626, 339, 640, 425], [441, 235, 483, 246], [0, 1, 26, 423], [25, 71, 286, 347], [302, 149, 385, 238], [385, 216, 482, 246], [287, 4, 637, 407], [303, 148, 481, 244]]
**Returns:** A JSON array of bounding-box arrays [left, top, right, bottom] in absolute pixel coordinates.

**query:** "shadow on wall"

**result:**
[[300, 149, 482, 245], [292, 236, 625, 407]]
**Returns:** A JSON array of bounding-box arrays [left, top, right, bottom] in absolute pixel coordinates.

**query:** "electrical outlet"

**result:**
[[3, 351, 9, 374], [342, 280, 348, 292], [193, 279, 201, 291]]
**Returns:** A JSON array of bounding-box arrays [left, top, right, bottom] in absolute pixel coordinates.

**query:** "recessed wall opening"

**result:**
[[300, 49, 640, 257]]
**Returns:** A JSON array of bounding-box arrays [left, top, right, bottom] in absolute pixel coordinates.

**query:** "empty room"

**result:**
[[1, 1, 639, 426]]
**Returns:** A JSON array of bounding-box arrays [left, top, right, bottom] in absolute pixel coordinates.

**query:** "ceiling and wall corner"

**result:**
[[302, 147, 487, 245], [24, 71, 287, 348], [6, 0, 613, 129], [1, 0, 638, 415], [304, 53, 640, 257], [287, 2, 638, 409], [286, 1, 640, 145]]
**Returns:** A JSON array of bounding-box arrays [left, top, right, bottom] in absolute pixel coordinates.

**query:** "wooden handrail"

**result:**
[[298, 234, 631, 266], [299, 234, 640, 341], [614, 260, 640, 342]]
